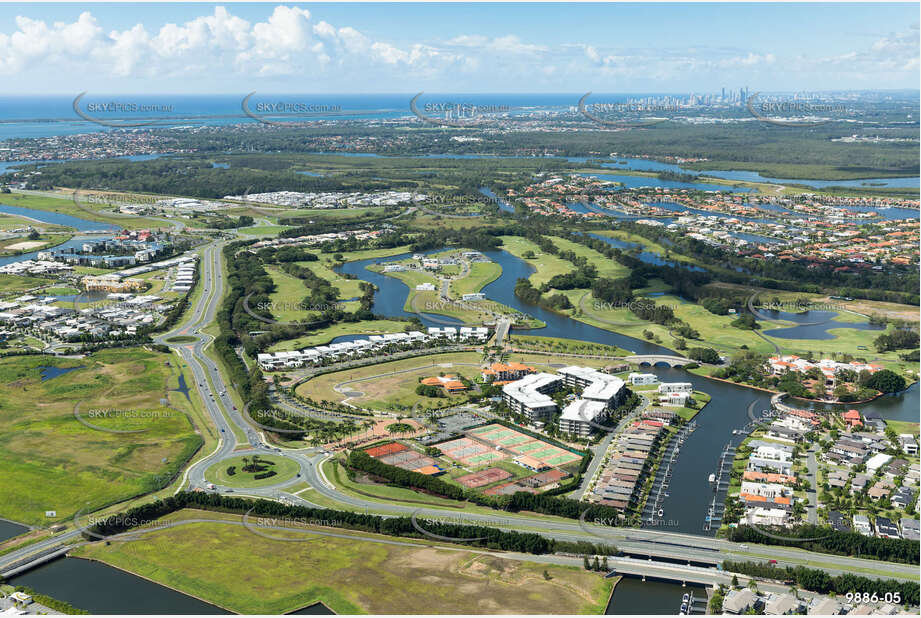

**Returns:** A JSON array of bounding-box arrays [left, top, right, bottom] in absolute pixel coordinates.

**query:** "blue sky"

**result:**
[[0, 3, 917, 93]]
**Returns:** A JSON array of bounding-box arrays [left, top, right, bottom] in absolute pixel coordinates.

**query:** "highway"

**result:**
[[2, 238, 918, 589]]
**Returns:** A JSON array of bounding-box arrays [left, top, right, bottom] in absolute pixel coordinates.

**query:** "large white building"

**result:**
[[502, 372, 562, 421], [558, 366, 627, 408], [558, 399, 607, 437]]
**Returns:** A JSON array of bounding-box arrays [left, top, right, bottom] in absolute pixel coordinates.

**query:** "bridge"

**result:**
[[624, 354, 692, 368]]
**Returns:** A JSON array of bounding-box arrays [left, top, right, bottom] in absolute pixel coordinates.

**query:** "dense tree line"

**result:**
[[727, 525, 919, 565], [82, 491, 621, 557], [722, 560, 918, 606]]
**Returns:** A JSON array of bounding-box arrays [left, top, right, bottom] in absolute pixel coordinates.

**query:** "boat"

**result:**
[[708, 473, 716, 483], [657, 509, 664, 517]]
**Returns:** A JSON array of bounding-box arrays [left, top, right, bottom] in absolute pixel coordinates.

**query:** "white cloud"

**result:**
[[0, 5, 914, 91]]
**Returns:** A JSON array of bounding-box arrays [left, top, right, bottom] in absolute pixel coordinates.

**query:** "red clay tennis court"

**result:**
[[455, 467, 512, 488], [364, 442, 408, 458]]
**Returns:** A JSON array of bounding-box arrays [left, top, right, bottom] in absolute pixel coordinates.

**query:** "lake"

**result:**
[[758, 309, 886, 340]]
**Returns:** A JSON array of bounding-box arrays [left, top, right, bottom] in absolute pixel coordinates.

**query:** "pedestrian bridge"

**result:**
[[625, 355, 692, 368]]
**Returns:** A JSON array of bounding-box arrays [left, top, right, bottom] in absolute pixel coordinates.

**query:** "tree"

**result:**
[[709, 593, 724, 614], [687, 347, 721, 364], [865, 369, 906, 394]]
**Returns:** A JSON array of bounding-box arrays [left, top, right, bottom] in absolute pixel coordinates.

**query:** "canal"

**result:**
[[8, 557, 227, 614]]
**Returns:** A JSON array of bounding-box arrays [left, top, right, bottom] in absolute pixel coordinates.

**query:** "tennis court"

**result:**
[[364, 442, 408, 458], [466, 423, 582, 469], [455, 467, 512, 488]]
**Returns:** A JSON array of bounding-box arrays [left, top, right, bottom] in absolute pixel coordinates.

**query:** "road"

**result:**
[[2, 238, 918, 587], [806, 447, 818, 525]]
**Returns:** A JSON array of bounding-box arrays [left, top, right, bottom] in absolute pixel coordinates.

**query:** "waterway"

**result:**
[[760, 309, 886, 340], [606, 577, 707, 615], [7, 557, 228, 614], [573, 156, 920, 190], [0, 203, 118, 233], [0, 519, 28, 543]]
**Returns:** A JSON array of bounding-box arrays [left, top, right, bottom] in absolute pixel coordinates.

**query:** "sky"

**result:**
[[0, 2, 918, 94]]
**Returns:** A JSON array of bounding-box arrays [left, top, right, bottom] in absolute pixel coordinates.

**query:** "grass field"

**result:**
[[507, 334, 630, 357], [499, 236, 574, 286], [449, 260, 502, 296], [0, 273, 56, 295], [267, 320, 412, 352], [296, 351, 482, 411], [204, 455, 300, 489], [0, 348, 202, 525], [548, 236, 630, 279], [885, 420, 920, 436], [73, 513, 613, 614], [264, 265, 312, 323]]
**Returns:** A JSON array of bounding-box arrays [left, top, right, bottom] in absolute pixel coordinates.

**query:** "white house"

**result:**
[[628, 372, 658, 386], [657, 382, 693, 394]]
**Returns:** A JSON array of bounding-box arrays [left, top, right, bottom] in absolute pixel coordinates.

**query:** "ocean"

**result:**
[[0, 93, 584, 140]]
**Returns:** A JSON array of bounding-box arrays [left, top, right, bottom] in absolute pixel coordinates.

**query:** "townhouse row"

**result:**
[[257, 326, 489, 371]]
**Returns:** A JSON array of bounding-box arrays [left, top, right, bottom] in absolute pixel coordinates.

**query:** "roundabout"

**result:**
[[204, 454, 301, 489]]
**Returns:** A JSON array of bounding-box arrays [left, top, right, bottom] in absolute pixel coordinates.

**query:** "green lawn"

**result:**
[[0, 349, 202, 525], [73, 515, 614, 614]]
